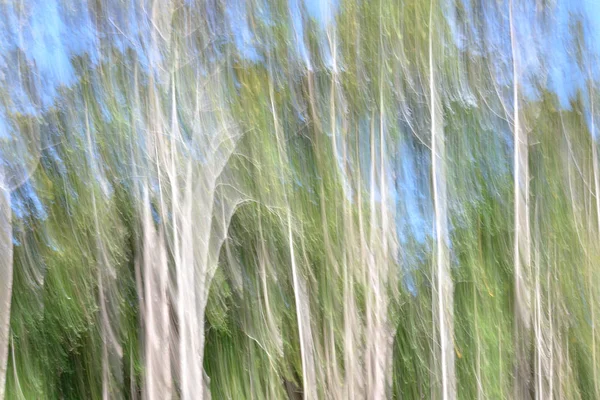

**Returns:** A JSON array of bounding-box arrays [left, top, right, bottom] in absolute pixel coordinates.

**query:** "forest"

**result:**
[[1, 0, 600, 398]]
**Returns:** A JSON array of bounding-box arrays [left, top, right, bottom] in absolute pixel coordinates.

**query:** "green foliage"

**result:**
[[3, 0, 600, 398]]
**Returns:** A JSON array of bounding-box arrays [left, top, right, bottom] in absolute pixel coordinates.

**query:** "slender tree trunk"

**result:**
[[590, 81, 599, 399], [510, 0, 532, 397], [430, 1, 455, 398]]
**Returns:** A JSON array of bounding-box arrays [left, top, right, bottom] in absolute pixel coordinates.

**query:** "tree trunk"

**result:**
[[430, 1, 456, 398]]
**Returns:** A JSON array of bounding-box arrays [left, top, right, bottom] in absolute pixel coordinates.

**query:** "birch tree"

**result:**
[[430, 0, 455, 398]]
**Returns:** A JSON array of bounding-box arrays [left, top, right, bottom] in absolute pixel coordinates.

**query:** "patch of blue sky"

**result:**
[[58, 0, 99, 64], [124, 0, 151, 70], [0, 0, 100, 112], [306, 0, 340, 70], [478, 1, 542, 101], [444, 0, 470, 52], [24, 1, 75, 105], [303, 0, 339, 28], [386, 162, 398, 205], [485, 0, 591, 109], [584, 111, 596, 141], [574, 1, 600, 139], [395, 173, 433, 296], [0, 8, 17, 93], [202, 4, 227, 62], [582, 0, 600, 81], [10, 180, 47, 221], [581, 13, 598, 72], [289, 0, 312, 70], [226, 0, 261, 62], [481, 2, 511, 57], [513, 2, 544, 102], [549, 61, 585, 111], [395, 140, 431, 246], [92, 0, 150, 74], [478, 5, 513, 98], [397, 241, 422, 295], [98, 94, 114, 123], [0, 109, 9, 141], [319, 35, 335, 71], [0, 5, 17, 52], [543, 0, 586, 110], [103, 1, 128, 54], [11, 235, 20, 246], [446, 0, 593, 113]]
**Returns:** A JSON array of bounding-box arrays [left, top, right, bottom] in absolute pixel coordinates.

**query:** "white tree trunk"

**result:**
[[430, 1, 455, 398], [510, 0, 532, 397]]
